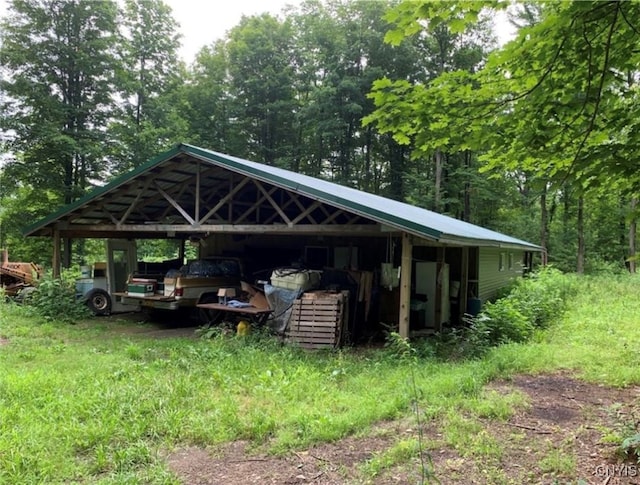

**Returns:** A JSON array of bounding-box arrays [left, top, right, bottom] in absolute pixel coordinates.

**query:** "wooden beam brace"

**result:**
[[284, 191, 318, 224], [264, 194, 297, 224], [254, 180, 292, 225], [154, 182, 196, 225], [101, 205, 120, 225], [118, 178, 153, 225], [236, 186, 278, 224], [157, 181, 191, 220], [199, 176, 251, 224], [318, 208, 346, 225], [290, 200, 322, 225]]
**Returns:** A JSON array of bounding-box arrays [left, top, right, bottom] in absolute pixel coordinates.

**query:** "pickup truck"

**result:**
[[116, 257, 243, 318]]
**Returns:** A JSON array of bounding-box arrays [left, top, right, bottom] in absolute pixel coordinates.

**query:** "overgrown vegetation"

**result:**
[[413, 267, 579, 360], [1, 272, 639, 483], [464, 267, 578, 353], [18, 270, 90, 323]]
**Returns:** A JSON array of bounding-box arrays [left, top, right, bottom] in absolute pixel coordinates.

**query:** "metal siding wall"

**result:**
[[478, 248, 524, 302]]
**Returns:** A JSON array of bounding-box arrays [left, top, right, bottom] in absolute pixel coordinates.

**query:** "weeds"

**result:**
[[20, 270, 90, 323], [385, 331, 438, 484], [1, 272, 640, 483], [453, 267, 579, 357]]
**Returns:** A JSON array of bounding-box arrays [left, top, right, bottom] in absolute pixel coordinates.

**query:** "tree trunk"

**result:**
[[540, 185, 549, 265], [63, 238, 72, 270], [434, 149, 442, 212], [463, 151, 471, 222], [562, 183, 571, 245], [630, 197, 637, 273], [388, 137, 404, 200], [576, 196, 585, 274]]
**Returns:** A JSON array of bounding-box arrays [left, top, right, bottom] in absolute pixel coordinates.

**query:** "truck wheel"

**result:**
[[85, 288, 112, 316]]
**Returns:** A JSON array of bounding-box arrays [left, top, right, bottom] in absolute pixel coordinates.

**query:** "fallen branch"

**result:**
[[508, 422, 553, 434]]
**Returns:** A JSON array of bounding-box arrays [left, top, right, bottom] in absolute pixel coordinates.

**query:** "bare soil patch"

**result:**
[[166, 372, 640, 485], [87, 311, 200, 339]]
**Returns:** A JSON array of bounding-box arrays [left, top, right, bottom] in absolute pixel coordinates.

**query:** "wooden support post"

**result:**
[[436, 247, 445, 332], [52, 229, 61, 278], [460, 247, 469, 323], [178, 238, 185, 265], [398, 232, 413, 339]]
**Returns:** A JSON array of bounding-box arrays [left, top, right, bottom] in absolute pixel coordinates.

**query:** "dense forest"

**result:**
[[0, 0, 637, 273]]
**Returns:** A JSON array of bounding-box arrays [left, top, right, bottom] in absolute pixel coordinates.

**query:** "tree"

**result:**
[[0, 0, 121, 266], [364, 6, 494, 213], [182, 40, 244, 155], [109, 0, 187, 172], [366, 1, 640, 269], [225, 13, 299, 167], [0, 0, 120, 203], [288, 0, 425, 194]]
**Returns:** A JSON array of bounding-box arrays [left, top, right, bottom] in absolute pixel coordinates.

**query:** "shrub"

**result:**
[[25, 271, 90, 323], [507, 266, 577, 329], [469, 299, 532, 347], [464, 267, 577, 355]]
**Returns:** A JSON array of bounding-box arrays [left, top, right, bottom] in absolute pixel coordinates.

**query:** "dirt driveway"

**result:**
[[166, 372, 640, 484]]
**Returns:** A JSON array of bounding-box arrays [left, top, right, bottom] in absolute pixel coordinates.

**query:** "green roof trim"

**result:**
[[24, 143, 542, 251]]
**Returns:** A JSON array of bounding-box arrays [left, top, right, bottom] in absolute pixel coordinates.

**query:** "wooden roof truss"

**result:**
[[51, 155, 380, 238]]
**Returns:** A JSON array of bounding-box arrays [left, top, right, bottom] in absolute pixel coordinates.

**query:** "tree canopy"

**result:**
[[0, 0, 637, 272]]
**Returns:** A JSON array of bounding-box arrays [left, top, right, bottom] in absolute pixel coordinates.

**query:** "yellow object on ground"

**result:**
[[237, 320, 250, 336]]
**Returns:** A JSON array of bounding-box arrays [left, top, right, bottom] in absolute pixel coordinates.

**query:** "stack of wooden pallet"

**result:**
[[285, 291, 348, 349]]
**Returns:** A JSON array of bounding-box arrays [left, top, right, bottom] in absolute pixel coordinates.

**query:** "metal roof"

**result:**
[[24, 143, 542, 250]]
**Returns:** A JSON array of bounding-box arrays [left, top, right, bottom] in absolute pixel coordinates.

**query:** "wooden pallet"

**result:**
[[285, 291, 347, 349]]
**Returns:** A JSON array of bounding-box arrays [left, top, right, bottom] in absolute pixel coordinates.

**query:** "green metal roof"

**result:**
[[24, 143, 542, 251]]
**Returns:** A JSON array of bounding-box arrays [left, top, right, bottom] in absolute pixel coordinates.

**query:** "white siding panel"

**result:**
[[478, 248, 524, 302]]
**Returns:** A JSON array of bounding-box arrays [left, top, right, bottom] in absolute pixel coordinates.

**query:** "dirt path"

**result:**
[[167, 372, 640, 484]]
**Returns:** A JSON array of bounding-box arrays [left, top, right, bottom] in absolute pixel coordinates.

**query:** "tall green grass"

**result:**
[[1, 273, 639, 483]]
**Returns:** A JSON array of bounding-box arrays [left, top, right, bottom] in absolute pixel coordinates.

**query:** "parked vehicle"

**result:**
[[117, 257, 244, 315], [75, 240, 141, 315], [75, 239, 244, 322]]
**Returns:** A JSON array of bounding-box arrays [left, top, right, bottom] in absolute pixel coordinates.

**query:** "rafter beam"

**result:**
[[199, 176, 251, 224], [235, 186, 278, 224], [254, 180, 291, 225], [290, 200, 322, 225], [154, 182, 195, 225]]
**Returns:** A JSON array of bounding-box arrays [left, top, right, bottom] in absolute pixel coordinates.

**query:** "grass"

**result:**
[[1, 273, 640, 483]]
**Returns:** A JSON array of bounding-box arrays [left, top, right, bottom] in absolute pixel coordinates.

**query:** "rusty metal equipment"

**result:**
[[0, 249, 44, 296]]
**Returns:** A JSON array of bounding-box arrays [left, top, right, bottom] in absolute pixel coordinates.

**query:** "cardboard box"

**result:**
[[217, 287, 237, 304], [163, 277, 176, 297]]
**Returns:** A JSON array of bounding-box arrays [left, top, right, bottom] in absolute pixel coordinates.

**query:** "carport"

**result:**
[[24, 143, 541, 339]]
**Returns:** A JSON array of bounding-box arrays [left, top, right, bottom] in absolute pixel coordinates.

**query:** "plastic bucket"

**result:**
[[466, 298, 482, 317]]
